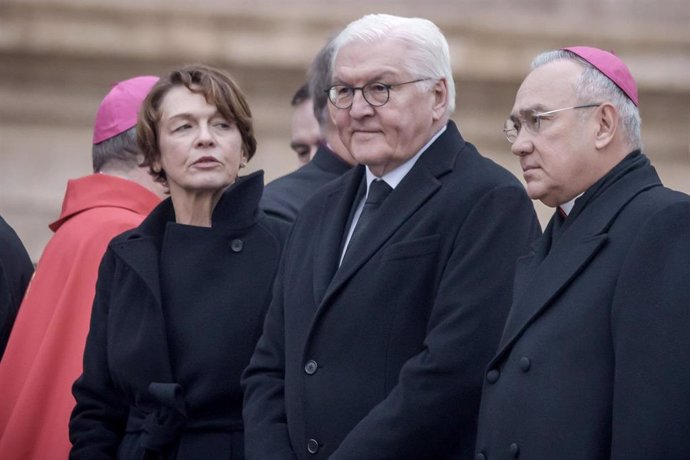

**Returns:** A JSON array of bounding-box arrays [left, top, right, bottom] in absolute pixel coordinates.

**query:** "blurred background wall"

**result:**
[[1, 0, 688, 261]]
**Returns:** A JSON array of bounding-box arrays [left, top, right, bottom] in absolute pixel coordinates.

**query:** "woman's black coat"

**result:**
[[70, 172, 288, 459]]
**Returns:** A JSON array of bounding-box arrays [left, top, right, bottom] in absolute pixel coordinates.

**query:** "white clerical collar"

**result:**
[[559, 193, 583, 216]]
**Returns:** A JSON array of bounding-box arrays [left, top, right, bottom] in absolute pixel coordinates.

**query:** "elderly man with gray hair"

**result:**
[[474, 46, 690, 460], [243, 13, 539, 459]]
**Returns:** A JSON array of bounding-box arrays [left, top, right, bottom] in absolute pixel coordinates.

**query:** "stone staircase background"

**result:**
[[1, 0, 688, 260]]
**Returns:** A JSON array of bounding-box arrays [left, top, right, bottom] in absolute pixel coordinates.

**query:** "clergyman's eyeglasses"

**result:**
[[503, 103, 602, 143]]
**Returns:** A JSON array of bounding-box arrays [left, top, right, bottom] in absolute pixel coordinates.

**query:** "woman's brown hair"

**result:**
[[137, 64, 256, 184]]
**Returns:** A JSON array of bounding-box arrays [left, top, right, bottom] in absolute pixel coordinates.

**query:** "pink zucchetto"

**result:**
[[92, 76, 159, 144], [563, 46, 639, 106]]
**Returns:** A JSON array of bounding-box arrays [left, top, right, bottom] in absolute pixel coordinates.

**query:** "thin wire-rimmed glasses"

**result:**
[[326, 78, 431, 109], [503, 103, 602, 143]]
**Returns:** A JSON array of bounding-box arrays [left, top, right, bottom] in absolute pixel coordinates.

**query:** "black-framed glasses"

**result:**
[[326, 78, 431, 109], [503, 103, 602, 143]]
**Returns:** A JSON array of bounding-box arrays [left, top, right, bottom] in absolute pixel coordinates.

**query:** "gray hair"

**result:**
[[331, 14, 455, 116], [92, 127, 142, 173], [531, 50, 642, 150], [308, 36, 336, 128]]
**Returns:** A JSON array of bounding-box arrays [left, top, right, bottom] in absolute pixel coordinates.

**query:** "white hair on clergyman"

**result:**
[[331, 14, 456, 116], [532, 50, 642, 150], [92, 127, 142, 173]]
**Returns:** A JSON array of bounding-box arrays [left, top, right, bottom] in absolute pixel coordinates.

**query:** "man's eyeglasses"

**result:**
[[326, 78, 430, 110], [503, 103, 601, 143]]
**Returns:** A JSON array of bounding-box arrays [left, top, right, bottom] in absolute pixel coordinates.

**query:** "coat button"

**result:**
[[519, 357, 531, 372], [486, 369, 500, 383], [304, 360, 318, 375], [510, 442, 520, 458], [307, 438, 319, 454], [475, 452, 487, 460], [230, 239, 243, 252]]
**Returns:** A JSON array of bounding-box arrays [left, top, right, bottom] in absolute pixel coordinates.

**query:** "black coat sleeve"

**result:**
[[242, 248, 300, 460], [611, 200, 690, 459], [69, 250, 128, 459]]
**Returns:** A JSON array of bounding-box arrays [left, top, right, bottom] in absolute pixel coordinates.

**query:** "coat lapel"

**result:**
[[109, 200, 174, 381], [508, 212, 562, 306], [492, 159, 662, 363], [325, 168, 440, 299], [312, 167, 363, 305], [317, 122, 461, 309], [112, 237, 164, 307], [495, 230, 608, 359], [112, 199, 173, 308]]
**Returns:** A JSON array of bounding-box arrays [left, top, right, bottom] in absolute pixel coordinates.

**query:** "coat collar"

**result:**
[[109, 170, 265, 306], [103, 171, 265, 385], [132, 170, 264, 238], [492, 153, 662, 363], [312, 121, 463, 306], [311, 144, 353, 176], [49, 173, 161, 232]]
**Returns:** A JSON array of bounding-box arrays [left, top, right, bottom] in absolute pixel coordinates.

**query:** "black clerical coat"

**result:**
[[474, 152, 690, 460], [242, 122, 541, 459]]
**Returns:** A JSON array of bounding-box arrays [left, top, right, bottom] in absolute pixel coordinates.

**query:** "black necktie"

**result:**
[[343, 179, 393, 260]]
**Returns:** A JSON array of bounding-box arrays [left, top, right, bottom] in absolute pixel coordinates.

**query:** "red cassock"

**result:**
[[0, 174, 160, 460]]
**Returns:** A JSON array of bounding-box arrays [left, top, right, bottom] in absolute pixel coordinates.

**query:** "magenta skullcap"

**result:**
[[92, 76, 159, 144], [563, 46, 638, 106]]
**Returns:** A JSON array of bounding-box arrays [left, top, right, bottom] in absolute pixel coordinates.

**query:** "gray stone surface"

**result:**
[[1, 0, 688, 260]]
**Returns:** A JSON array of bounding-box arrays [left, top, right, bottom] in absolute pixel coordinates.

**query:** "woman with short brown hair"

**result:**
[[70, 64, 288, 460]]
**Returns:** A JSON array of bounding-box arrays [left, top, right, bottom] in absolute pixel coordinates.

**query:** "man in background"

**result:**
[[0, 76, 163, 460], [289, 82, 321, 165], [0, 215, 33, 359], [261, 38, 355, 222], [474, 46, 690, 460]]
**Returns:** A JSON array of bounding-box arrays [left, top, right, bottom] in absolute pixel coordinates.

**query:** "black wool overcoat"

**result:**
[[475, 152, 690, 460], [70, 172, 289, 460], [243, 122, 542, 460]]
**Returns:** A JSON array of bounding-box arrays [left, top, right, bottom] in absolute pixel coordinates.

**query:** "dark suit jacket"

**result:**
[[70, 172, 288, 460], [242, 122, 541, 460], [261, 145, 352, 222], [474, 152, 690, 460], [0, 215, 33, 359]]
